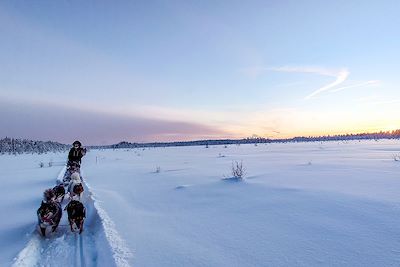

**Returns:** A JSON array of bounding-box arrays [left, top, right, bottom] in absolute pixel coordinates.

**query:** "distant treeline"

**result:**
[[92, 129, 400, 149], [0, 137, 69, 154], [2, 129, 399, 154]]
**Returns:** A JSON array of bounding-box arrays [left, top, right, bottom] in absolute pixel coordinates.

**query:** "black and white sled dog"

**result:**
[[66, 200, 86, 234], [37, 189, 62, 236], [68, 172, 84, 200], [53, 183, 66, 203]]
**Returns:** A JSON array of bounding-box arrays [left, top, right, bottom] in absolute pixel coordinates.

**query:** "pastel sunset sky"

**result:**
[[1, 1, 399, 145]]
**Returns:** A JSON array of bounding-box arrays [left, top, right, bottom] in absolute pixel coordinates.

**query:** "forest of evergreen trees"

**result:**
[[0, 137, 69, 154], [96, 129, 400, 149]]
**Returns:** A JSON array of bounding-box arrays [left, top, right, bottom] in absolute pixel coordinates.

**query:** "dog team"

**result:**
[[36, 141, 87, 236]]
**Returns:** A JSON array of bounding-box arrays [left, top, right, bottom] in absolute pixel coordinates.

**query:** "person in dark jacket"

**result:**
[[68, 140, 86, 164]]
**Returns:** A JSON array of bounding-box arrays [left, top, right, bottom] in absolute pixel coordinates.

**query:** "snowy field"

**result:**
[[1, 140, 400, 266]]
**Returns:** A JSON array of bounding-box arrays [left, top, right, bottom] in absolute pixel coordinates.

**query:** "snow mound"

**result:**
[[221, 176, 244, 182], [85, 181, 133, 267], [175, 184, 191, 190]]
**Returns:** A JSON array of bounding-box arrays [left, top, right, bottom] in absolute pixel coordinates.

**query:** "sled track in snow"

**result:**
[[12, 167, 132, 267]]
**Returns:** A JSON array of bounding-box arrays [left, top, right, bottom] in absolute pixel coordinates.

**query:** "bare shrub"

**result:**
[[39, 162, 44, 168], [393, 153, 400, 162], [155, 166, 161, 173], [231, 161, 245, 180]]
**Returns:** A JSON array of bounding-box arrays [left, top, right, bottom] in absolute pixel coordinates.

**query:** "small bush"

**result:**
[[155, 166, 161, 173], [393, 154, 400, 162], [231, 160, 245, 180], [39, 162, 44, 168]]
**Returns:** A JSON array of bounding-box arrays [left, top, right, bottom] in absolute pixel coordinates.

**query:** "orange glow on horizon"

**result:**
[[230, 127, 400, 140]]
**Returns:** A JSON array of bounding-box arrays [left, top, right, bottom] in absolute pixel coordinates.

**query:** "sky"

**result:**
[[0, 0, 399, 145]]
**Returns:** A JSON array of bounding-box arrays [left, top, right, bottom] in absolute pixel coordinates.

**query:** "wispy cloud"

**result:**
[[0, 96, 228, 145], [241, 66, 339, 79], [267, 66, 350, 99], [242, 65, 379, 100], [330, 80, 380, 93], [304, 69, 349, 99], [268, 66, 340, 77]]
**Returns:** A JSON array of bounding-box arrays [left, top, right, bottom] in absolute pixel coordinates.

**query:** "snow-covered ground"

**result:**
[[0, 153, 66, 266], [0, 153, 129, 267], [1, 140, 400, 266]]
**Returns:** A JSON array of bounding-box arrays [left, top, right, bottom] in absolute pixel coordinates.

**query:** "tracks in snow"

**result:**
[[74, 231, 86, 267], [12, 166, 131, 267]]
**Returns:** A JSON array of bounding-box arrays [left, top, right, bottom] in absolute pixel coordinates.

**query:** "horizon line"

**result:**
[[93, 128, 400, 147], [2, 128, 400, 147]]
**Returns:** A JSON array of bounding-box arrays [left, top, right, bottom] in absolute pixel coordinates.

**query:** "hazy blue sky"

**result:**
[[1, 0, 399, 145]]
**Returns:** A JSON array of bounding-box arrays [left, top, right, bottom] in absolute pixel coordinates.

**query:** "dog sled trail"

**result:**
[[84, 178, 133, 267], [12, 167, 131, 267]]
